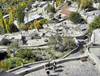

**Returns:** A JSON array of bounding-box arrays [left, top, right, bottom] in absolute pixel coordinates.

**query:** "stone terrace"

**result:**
[[25, 60, 100, 76]]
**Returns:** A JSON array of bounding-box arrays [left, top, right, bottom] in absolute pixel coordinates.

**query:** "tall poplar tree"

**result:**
[[4, 19, 10, 33], [77, 0, 81, 8], [0, 11, 6, 33], [9, 11, 14, 24], [16, 5, 25, 26]]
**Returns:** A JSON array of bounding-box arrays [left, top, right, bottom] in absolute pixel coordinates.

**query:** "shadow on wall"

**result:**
[[50, 74, 59, 76], [55, 69, 63, 72]]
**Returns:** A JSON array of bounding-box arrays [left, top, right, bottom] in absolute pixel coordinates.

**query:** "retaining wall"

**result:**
[[7, 55, 88, 75]]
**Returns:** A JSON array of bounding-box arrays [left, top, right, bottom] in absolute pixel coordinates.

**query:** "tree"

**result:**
[[9, 11, 14, 24], [28, 0, 32, 3], [0, 25, 5, 34], [69, 12, 84, 24], [48, 35, 75, 51], [56, 0, 61, 7], [0, 11, 6, 33], [0, 60, 8, 71], [16, 5, 25, 26], [39, 19, 48, 26], [30, 23, 33, 29], [4, 19, 10, 33], [77, 0, 81, 8], [20, 23, 28, 30], [53, 1, 55, 6], [80, 0, 93, 10], [4, 19, 18, 33], [7, 41, 19, 57], [33, 20, 41, 29], [16, 49, 35, 60], [88, 16, 100, 32], [10, 23, 18, 33], [46, 3, 56, 13]]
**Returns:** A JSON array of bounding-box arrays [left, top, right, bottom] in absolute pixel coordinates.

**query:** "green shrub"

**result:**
[[88, 16, 100, 33], [69, 12, 84, 24], [16, 49, 35, 60]]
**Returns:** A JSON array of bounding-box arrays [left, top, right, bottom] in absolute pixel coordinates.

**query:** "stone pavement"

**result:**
[[25, 60, 100, 76]]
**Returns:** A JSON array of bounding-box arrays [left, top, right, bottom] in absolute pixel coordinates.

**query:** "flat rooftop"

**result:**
[[25, 60, 100, 76], [89, 47, 100, 59]]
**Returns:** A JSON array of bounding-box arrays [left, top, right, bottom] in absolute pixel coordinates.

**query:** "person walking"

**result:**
[[53, 61, 56, 72], [53, 61, 56, 68], [47, 62, 50, 69], [44, 63, 48, 70], [53, 64, 56, 72]]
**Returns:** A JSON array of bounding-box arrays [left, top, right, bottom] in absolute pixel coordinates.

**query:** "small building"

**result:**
[[59, 10, 73, 19], [60, 10, 72, 15], [24, 14, 41, 24]]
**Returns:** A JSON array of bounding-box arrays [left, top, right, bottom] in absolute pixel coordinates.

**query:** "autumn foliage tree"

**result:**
[[0, 60, 8, 71], [33, 20, 40, 29], [9, 11, 14, 24], [0, 11, 6, 33], [20, 23, 28, 31], [3, 11, 18, 33], [4, 19, 10, 33]]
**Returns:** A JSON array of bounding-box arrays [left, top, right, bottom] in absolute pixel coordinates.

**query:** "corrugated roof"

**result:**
[[60, 10, 72, 15]]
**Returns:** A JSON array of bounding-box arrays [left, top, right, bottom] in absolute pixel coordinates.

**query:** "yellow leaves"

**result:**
[[20, 2, 26, 6], [30, 23, 32, 29], [28, 0, 31, 3], [34, 20, 38, 23], [20, 23, 27, 30], [9, 8, 11, 10], [45, 20, 48, 24], [13, 7, 16, 11], [24, 2, 26, 5], [9, 11, 14, 23], [33, 20, 40, 29], [12, 0, 14, 3], [53, 1, 55, 5], [20, 23, 25, 29], [56, 0, 64, 7], [4, 19, 7, 25], [0, 60, 8, 71], [21, 3, 23, 6]]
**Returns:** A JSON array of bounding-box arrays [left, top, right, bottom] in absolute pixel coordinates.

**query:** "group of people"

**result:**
[[44, 61, 57, 76]]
